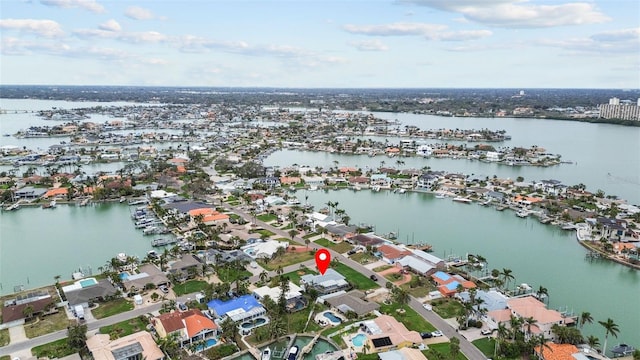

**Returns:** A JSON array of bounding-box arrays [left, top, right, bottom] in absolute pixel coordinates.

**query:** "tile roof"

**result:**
[[184, 313, 217, 338], [535, 342, 579, 360]]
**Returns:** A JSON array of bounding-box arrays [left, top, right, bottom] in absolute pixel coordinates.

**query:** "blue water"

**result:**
[[323, 311, 341, 324], [241, 317, 267, 329], [196, 338, 218, 351], [79, 278, 97, 288], [119, 272, 129, 280], [351, 334, 366, 347]]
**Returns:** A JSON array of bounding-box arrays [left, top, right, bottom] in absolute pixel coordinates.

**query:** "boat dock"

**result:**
[[301, 333, 320, 356]]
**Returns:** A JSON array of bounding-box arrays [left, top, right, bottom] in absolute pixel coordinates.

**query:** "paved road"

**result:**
[[225, 204, 487, 360], [2, 203, 487, 360]]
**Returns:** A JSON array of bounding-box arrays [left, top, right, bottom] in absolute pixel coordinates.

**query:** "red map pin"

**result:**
[[315, 249, 331, 275]]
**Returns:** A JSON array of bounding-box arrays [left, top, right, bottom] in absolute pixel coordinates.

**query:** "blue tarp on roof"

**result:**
[[433, 271, 451, 282], [207, 295, 260, 316]]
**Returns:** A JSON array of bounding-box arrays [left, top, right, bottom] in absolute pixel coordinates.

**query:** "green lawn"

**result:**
[[472, 338, 497, 358], [0, 328, 9, 347], [332, 263, 379, 290], [173, 280, 210, 296], [379, 303, 436, 333], [302, 232, 319, 239], [32, 338, 76, 359], [373, 264, 393, 272], [257, 214, 277, 222], [92, 298, 134, 319], [100, 316, 148, 339], [24, 311, 72, 338], [1, 356, 10, 360], [253, 229, 276, 238], [315, 238, 354, 253], [259, 250, 315, 271], [350, 252, 376, 264], [217, 267, 252, 283], [384, 273, 404, 282], [401, 279, 433, 298], [424, 343, 468, 360], [282, 267, 318, 285], [431, 298, 465, 319]]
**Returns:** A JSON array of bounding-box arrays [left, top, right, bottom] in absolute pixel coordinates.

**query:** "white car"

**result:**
[[481, 329, 493, 335], [422, 303, 433, 311], [431, 331, 444, 337]]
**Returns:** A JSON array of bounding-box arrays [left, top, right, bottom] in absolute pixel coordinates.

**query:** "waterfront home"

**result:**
[[377, 244, 412, 264], [361, 315, 422, 352], [207, 294, 267, 323], [241, 240, 288, 259], [43, 187, 68, 199], [204, 249, 252, 266], [347, 233, 385, 247], [592, 217, 629, 241], [280, 176, 301, 186], [14, 186, 47, 199], [457, 289, 508, 313], [302, 175, 325, 188], [370, 174, 392, 189], [534, 179, 568, 197], [323, 290, 379, 317], [533, 342, 581, 360], [323, 224, 358, 241], [255, 176, 281, 188], [300, 268, 351, 295], [252, 281, 305, 311], [188, 207, 230, 225], [348, 176, 370, 186], [168, 254, 204, 281], [121, 263, 170, 294], [378, 348, 428, 360], [431, 271, 476, 297], [63, 278, 119, 309], [416, 173, 439, 189], [487, 296, 568, 340], [87, 331, 165, 360], [2, 293, 57, 324], [151, 309, 218, 349]]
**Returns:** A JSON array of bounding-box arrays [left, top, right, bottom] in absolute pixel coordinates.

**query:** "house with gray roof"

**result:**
[[65, 279, 118, 308], [324, 290, 379, 317], [168, 254, 203, 281], [121, 264, 170, 293], [300, 269, 351, 295]]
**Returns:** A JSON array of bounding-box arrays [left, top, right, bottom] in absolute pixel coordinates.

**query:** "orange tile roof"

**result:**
[[188, 208, 216, 216], [508, 296, 564, 324], [378, 244, 411, 260], [184, 313, 217, 338], [203, 213, 229, 222], [44, 187, 68, 197], [176, 166, 186, 173], [535, 342, 579, 360]]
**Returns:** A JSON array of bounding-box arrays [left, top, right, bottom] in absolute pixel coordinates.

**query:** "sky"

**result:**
[[1, 0, 639, 88]]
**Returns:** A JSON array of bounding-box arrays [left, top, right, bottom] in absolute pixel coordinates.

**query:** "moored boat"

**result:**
[[452, 196, 472, 204], [262, 347, 271, 360]]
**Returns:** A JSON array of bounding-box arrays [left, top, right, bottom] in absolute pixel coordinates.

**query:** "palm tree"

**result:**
[[523, 316, 537, 338], [259, 270, 268, 284], [22, 305, 34, 320], [509, 315, 523, 340], [586, 335, 600, 350], [495, 323, 509, 357], [580, 311, 594, 328], [501, 268, 515, 291], [533, 335, 552, 360], [67, 323, 88, 352], [391, 286, 410, 306], [598, 318, 619, 355], [536, 285, 549, 304]]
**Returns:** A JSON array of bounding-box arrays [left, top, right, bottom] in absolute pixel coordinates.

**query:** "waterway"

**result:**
[[1, 99, 638, 346]]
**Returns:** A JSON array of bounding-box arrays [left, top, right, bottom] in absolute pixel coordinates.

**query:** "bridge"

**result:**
[[0, 109, 38, 114]]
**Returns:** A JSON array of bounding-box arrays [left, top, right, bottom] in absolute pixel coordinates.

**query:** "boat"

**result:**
[[262, 347, 271, 360], [516, 209, 530, 218], [495, 205, 507, 211], [5, 203, 21, 211], [452, 196, 472, 204], [371, 186, 381, 192], [561, 223, 577, 230], [128, 198, 148, 206], [152, 238, 178, 247], [287, 345, 299, 360], [434, 193, 446, 199], [611, 344, 635, 357], [78, 198, 89, 207], [42, 200, 56, 209], [119, 196, 126, 203], [397, 188, 406, 194]]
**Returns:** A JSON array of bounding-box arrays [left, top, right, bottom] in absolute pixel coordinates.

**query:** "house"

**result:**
[[280, 176, 301, 185], [323, 224, 357, 241], [348, 234, 385, 247], [487, 296, 567, 339], [416, 174, 438, 189], [63, 279, 119, 308], [151, 309, 217, 349], [361, 315, 422, 352], [2, 294, 57, 324], [241, 240, 288, 259], [431, 271, 476, 297], [87, 331, 165, 360], [457, 289, 508, 313], [396, 256, 435, 276], [207, 295, 267, 323], [534, 342, 581, 360], [121, 264, 170, 293], [168, 254, 203, 280], [188, 207, 230, 225], [377, 244, 412, 264], [300, 269, 351, 295], [252, 281, 305, 311], [378, 348, 429, 360], [14, 186, 47, 199], [324, 290, 379, 317], [370, 174, 392, 188], [255, 176, 281, 188]]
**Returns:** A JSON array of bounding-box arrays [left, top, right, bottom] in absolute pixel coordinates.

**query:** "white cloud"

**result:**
[[98, 19, 121, 32], [40, 0, 105, 13], [124, 6, 156, 20], [591, 27, 640, 42], [535, 36, 639, 54], [343, 22, 490, 41], [402, 0, 610, 28], [141, 58, 169, 65], [0, 19, 64, 37], [73, 28, 168, 44], [343, 22, 446, 36], [348, 39, 389, 51]]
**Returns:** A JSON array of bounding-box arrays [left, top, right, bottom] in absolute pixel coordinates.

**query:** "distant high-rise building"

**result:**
[[519, 90, 525, 96], [599, 97, 640, 121]]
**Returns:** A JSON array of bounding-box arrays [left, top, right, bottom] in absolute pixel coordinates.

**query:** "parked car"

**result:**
[[159, 285, 169, 294], [177, 302, 188, 311], [481, 329, 493, 335], [420, 332, 433, 339], [431, 331, 444, 337], [422, 303, 432, 311], [369, 274, 378, 281]]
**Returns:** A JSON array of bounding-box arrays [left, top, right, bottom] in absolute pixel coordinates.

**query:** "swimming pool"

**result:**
[[323, 311, 342, 324], [240, 317, 267, 329], [351, 334, 367, 347], [195, 338, 218, 352], [119, 272, 129, 280], [79, 278, 98, 288]]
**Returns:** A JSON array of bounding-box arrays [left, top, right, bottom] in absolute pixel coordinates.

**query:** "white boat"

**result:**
[[397, 188, 406, 194], [287, 346, 299, 360], [452, 197, 472, 204], [42, 200, 56, 209], [516, 209, 530, 218], [371, 186, 381, 192], [262, 348, 271, 360], [434, 193, 446, 199]]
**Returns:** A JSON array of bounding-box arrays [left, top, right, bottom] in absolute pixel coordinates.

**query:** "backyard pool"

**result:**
[[119, 272, 130, 280], [79, 278, 98, 288], [351, 334, 366, 347], [240, 317, 267, 329], [195, 338, 218, 352], [323, 311, 342, 325]]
